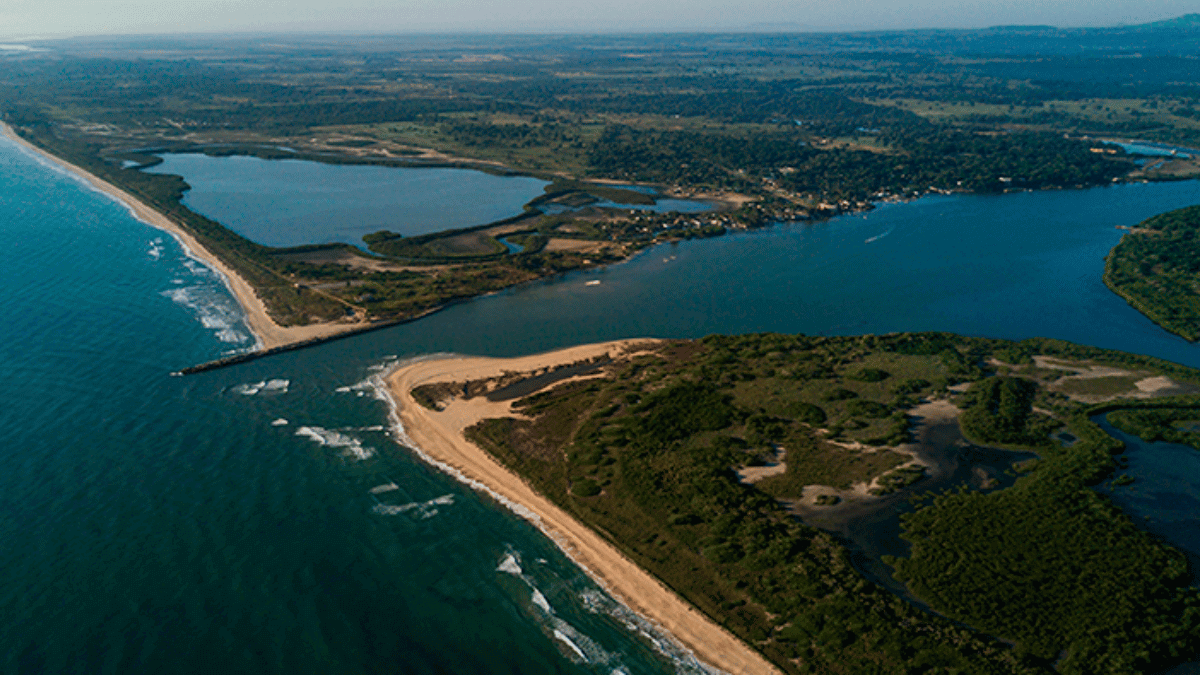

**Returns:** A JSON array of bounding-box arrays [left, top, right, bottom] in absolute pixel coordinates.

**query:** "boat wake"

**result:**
[[864, 228, 894, 243]]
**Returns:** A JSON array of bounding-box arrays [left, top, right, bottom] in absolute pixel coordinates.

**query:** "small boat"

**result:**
[[585, 280, 601, 286]]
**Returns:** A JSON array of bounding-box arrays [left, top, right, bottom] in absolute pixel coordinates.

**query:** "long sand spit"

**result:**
[[0, 122, 358, 350], [385, 340, 783, 675]]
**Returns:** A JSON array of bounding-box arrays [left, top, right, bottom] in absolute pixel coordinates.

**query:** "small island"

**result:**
[[388, 332, 1200, 674]]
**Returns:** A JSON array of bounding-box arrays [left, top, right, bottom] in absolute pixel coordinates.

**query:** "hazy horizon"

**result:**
[[2, 0, 1197, 41]]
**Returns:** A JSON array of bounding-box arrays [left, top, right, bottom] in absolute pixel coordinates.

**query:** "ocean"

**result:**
[[4, 132, 1200, 674], [0, 136, 702, 674]]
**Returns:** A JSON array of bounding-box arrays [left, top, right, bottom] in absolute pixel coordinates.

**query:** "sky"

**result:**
[[2, 0, 1198, 38]]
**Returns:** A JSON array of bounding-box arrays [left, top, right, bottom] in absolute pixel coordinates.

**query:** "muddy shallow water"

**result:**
[[787, 404, 1036, 599]]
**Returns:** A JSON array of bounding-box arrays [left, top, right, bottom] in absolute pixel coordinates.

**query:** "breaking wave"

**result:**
[[295, 426, 374, 461], [2, 131, 261, 351], [371, 493, 454, 519], [578, 590, 720, 674], [232, 379, 290, 396], [495, 550, 630, 670], [372, 365, 726, 674], [497, 552, 523, 576], [335, 381, 375, 397], [162, 283, 251, 345]]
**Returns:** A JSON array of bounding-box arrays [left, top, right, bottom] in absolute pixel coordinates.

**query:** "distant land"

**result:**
[[1136, 13, 1200, 29], [5, 22, 1200, 359]]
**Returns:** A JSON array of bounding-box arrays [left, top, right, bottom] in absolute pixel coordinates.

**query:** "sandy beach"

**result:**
[[385, 341, 782, 675], [0, 122, 359, 351]]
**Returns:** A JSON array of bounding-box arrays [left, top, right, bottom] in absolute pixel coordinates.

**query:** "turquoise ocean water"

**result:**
[[5, 133, 1200, 673]]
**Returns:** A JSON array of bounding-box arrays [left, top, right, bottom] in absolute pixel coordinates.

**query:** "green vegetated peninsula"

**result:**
[[1106, 205, 1200, 341], [416, 332, 1200, 674], [1107, 402, 1200, 449]]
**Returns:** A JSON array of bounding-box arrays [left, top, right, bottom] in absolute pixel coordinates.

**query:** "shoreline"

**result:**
[[383, 341, 782, 675], [0, 122, 360, 352]]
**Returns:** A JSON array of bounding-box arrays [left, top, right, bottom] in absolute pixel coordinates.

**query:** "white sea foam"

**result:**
[[369, 483, 399, 494], [162, 284, 251, 345], [169, 258, 256, 347], [335, 380, 376, 397], [497, 553, 523, 576], [182, 259, 210, 277], [0, 130, 263, 351], [271, 418, 289, 427], [233, 379, 289, 395], [548, 614, 619, 666], [148, 237, 163, 260], [553, 629, 589, 662], [295, 426, 375, 461], [532, 588, 552, 613], [579, 590, 720, 674], [372, 494, 454, 518], [495, 548, 626, 669], [233, 381, 264, 395], [262, 379, 290, 393]]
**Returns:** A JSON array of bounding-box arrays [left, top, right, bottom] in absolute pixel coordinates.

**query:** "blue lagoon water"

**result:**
[[7, 128, 1200, 674], [145, 154, 549, 248], [388, 182, 1200, 368], [1093, 416, 1200, 564]]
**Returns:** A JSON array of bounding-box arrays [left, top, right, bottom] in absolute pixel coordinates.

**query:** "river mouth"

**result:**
[[786, 407, 1036, 600]]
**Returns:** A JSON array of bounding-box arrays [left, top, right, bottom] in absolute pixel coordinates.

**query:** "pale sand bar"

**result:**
[[386, 340, 782, 675], [0, 122, 359, 350]]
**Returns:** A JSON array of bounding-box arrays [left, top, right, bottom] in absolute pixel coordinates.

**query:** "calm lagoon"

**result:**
[[145, 154, 550, 248]]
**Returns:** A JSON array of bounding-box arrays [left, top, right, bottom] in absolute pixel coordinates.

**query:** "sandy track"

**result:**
[[386, 341, 782, 675], [0, 122, 361, 350]]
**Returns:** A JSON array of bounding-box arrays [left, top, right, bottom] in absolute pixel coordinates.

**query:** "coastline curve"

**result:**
[[0, 122, 360, 351], [379, 340, 784, 675]]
